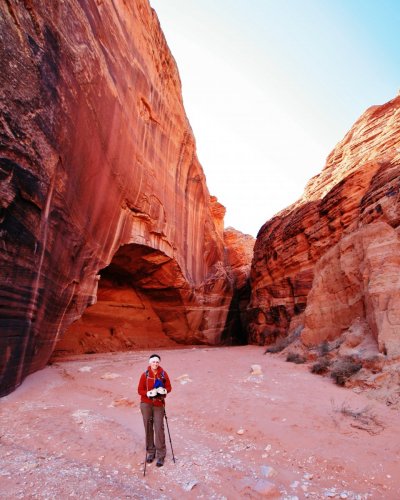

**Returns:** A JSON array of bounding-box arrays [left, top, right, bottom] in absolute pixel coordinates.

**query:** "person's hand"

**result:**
[[147, 389, 157, 398], [156, 387, 167, 396]]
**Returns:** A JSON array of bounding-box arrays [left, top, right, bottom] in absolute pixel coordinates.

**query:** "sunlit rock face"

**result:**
[[248, 96, 400, 351], [54, 225, 255, 357], [0, 0, 233, 395], [301, 222, 400, 357]]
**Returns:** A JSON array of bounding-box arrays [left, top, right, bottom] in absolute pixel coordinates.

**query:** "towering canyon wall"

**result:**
[[0, 0, 236, 396], [221, 228, 255, 345], [248, 96, 400, 357]]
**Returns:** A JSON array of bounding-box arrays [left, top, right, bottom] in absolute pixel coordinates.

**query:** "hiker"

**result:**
[[137, 353, 172, 467]]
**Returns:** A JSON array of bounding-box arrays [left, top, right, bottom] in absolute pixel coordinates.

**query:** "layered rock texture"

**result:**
[[249, 96, 400, 360], [221, 228, 255, 345], [0, 1, 247, 395], [54, 224, 255, 356]]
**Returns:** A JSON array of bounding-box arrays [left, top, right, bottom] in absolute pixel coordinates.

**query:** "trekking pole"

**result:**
[[143, 416, 153, 477], [164, 409, 176, 463]]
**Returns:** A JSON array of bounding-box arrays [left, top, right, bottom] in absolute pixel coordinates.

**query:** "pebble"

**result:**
[[183, 480, 198, 491], [78, 366, 92, 372], [250, 364, 263, 375], [237, 429, 244, 435], [100, 372, 120, 380], [253, 479, 280, 496], [260, 465, 277, 478]]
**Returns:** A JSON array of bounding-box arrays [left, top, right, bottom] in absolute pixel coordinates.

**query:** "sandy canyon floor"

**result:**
[[0, 346, 399, 499]]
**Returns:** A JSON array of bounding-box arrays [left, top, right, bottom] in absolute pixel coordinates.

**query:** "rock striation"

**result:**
[[301, 222, 400, 357], [248, 96, 400, 357], [220, 228, 255, 345], [0, 0, 241, 395], [53, 224, 255, 357]]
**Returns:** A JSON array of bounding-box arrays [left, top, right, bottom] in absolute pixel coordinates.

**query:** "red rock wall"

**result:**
[[0, 0, 235, 395], [301, 222, 400, 357], [248, 96, 400, 353], [220, 228, 255, 344]]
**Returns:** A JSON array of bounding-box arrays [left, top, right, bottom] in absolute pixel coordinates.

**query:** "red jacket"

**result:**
[[138, 365, 172, 407]]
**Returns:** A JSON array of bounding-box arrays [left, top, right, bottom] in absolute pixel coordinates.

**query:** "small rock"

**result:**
[[254, 479, 280, 497], [101, 372, 120, 380], [250, 364, 263, 375], [260, 465, 277, 478], [175, 374, 192, 384], [183, 480, 198, 491], [78, 366, 92, 372], [237, 429, 245, 435]]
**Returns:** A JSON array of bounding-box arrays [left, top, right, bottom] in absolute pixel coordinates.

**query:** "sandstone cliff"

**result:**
[[221, 227, 255, 345], [249, 96, 400, 359], [0, 0, 238, 395]]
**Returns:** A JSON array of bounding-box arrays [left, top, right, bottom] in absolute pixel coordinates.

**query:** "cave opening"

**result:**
[[52, 243, 190, 357]]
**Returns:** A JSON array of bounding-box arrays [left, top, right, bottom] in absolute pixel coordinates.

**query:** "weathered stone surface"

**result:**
[[219, 228, 255, 344], [0, 1, 235, 395], [248, 96, 400, 347], [301, 222, 400, 357], [54, 224, 254, 356], [224, 227, 255, 290]]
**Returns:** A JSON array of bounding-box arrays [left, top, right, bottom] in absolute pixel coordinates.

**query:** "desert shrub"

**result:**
[[264, 326, 304, 355], [264, 337, 290, 354], [310, 357, 331, 374], [286, 352, 306, 364], [330, 358, 362, 386], [318, 340, 330, 356], [331, 399, 385, 435]]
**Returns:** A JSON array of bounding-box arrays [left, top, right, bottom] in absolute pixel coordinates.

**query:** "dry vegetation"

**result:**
[[331, 399, 385, 435], [330, 358, 363, 386], [286, 352, 306, 364]]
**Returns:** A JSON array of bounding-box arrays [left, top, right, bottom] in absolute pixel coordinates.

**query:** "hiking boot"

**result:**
[[156, 457, 164, 467], [146, 454, 155, 464]]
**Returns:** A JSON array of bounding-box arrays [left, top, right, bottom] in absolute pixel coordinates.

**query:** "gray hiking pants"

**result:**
[[140, 402, 166, 459]]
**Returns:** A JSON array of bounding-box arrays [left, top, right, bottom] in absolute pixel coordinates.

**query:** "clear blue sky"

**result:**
[[150, 0, 399, 237]]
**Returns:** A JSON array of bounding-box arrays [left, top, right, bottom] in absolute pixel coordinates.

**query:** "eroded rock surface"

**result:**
[[54, 226, 254, 357], [220, 228, 255, 344], [249, 96, 400, 350], [301, 222, 400, 357], [0, 1, 236, 395]]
